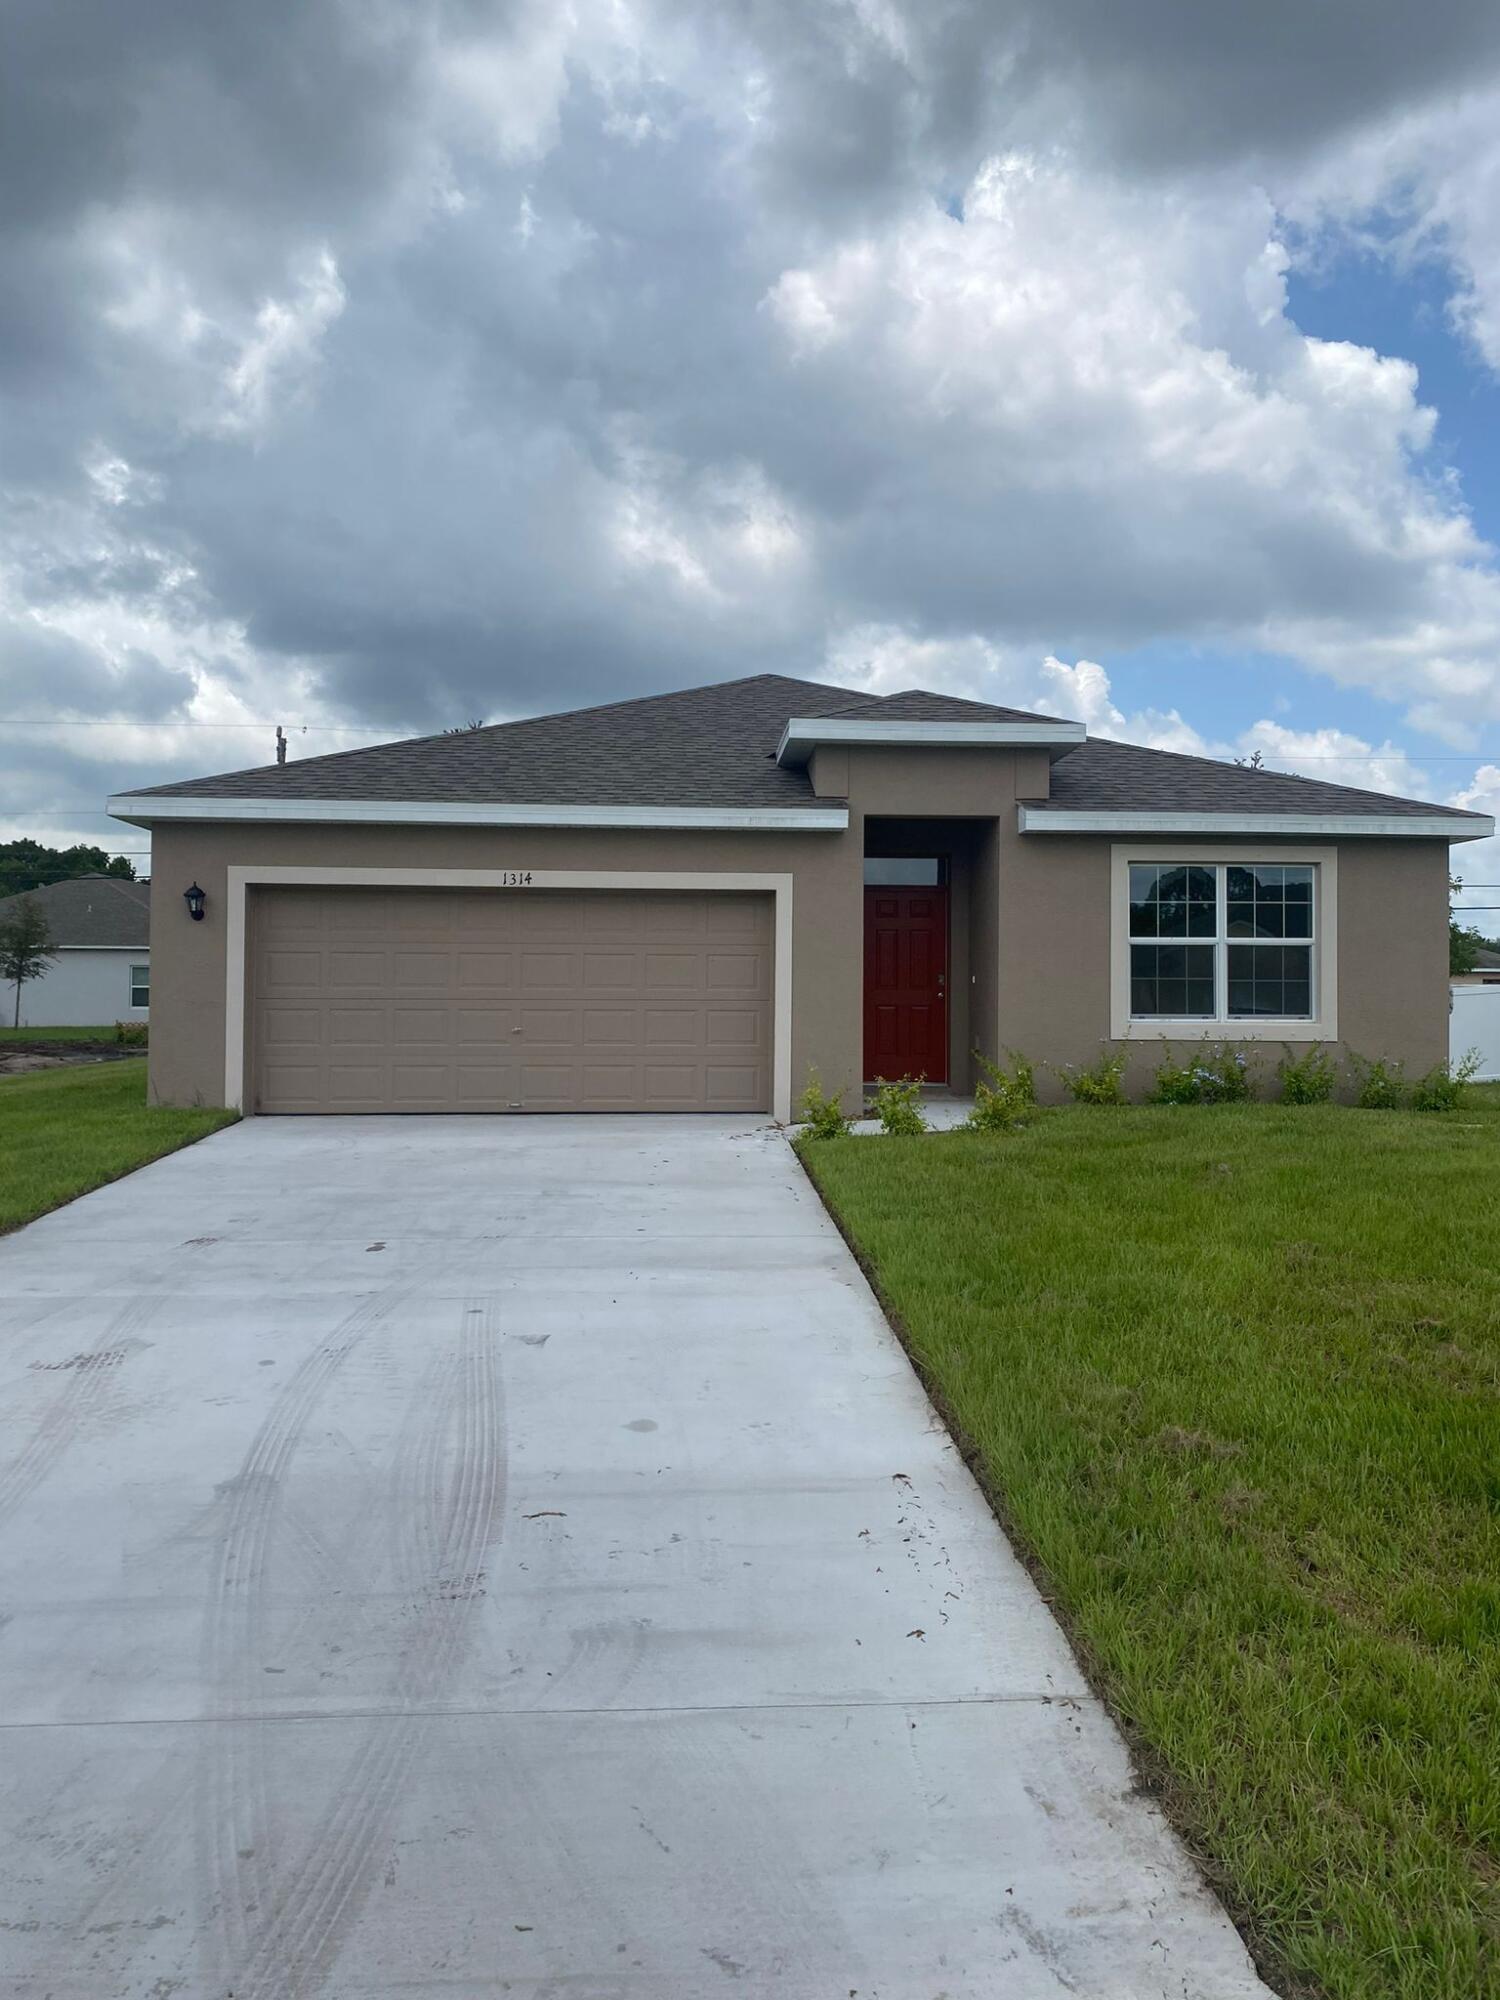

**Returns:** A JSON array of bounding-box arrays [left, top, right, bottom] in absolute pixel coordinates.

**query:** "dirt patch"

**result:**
[[0, 1042, 143, 1076]]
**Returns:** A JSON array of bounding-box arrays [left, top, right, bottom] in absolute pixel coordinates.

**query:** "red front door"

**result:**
[[864, 886, 949, 1084]]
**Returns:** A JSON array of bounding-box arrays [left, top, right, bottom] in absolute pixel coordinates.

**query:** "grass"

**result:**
[[0, 1023, 136, 1044], [0, 1059, 236, 1233], [801, 1094, 1500, 2000]]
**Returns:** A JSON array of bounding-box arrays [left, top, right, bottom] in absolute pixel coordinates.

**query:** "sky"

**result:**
[[6, 0, 1500, 914]]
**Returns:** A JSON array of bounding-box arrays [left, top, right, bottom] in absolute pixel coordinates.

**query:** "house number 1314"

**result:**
[[500, 870, 533, 887]]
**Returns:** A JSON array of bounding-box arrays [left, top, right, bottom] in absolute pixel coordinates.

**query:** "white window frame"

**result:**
[[128, 962, 150, 1010], [1110, 845, 1337, 1042]]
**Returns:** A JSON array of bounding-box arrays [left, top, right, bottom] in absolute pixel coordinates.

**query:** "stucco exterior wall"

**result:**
[[9, 948, 149, 1029], [140, 758, 1454, 1112]]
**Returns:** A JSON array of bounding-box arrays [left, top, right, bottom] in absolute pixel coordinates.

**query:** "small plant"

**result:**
[[1276, 1045, 1335, 1105], [114, 1020, 148, 1047], [966, 1049, 1036, 1131], [1150, 1043, 1254, 1105], [797, 1068, 852, 1139], [872, 1074, 927, 1135], [1054, 1045, 1128, 1105], [1409, 1049, 1481, 1113], [1347, 1051, 1406, 1110]]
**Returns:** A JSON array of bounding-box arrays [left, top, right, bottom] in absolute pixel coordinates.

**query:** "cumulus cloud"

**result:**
[[6, 0, 1500, 853]]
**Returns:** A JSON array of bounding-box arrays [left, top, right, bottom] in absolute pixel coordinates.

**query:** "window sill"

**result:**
[[1121, 1018, 1335, 1043]]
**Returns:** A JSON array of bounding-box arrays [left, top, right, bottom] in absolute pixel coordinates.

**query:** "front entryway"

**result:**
[[250, 885, 772, 1114], [863, 881, 949, 1082]]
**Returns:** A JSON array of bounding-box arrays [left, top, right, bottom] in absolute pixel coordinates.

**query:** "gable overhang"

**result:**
[[107, 795, 849, 833], [775, 717, 1085, 768], [1017, 806, 1495, 841]]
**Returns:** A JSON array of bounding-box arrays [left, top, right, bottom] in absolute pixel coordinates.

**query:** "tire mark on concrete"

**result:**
[[216, 1296, 505, 2000], [0, 1296, 157, 1528], [197, 1284, 416, 1989]]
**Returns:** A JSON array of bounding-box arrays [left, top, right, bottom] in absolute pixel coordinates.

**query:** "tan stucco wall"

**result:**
[[140, 758, 1454, 1111]]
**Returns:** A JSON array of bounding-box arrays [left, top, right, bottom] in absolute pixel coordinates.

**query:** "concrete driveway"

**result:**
[[0, 1117, 1270, 1999]]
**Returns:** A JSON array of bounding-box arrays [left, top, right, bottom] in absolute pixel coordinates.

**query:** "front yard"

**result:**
[[802, 1097, 1500, 2000], [0, 1060, 236, 1233]]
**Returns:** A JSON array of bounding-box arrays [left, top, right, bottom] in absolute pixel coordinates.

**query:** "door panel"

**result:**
[[863, 887, 949, 1083], [251, 887, 772, 1114]]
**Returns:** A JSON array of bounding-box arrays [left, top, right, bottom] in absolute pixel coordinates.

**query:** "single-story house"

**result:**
[[1452, 944, 1500, 986], [0, 875, 150, 1029], [108, 674, 1493, 1116]]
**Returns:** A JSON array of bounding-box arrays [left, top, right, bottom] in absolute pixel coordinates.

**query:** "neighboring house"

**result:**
[[1451, 944, 1500, 986], [0, 875, 150, 1028], [108, 675, 1493, 1116]]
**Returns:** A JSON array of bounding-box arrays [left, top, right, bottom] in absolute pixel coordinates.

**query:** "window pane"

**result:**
[[1129, 864, 1158, 903], [1227, 944, 1312, 1018], [864, 857, 945, 885], [1131, 943, 1215, 1017], [1284, 867, 1312, 902], [1222, 862, 1317, 939]]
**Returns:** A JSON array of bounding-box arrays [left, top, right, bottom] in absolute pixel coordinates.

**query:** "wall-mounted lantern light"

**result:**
[[183, 881, 207, 922]]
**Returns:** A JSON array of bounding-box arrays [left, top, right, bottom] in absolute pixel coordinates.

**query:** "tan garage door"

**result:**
[[250, 886, 773, 1114]]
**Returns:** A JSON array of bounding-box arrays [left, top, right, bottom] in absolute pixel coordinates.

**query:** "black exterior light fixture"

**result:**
[[183, 881, 207, 922]]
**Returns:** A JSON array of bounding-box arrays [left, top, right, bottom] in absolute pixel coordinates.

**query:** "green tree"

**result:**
[[1450, 874, 1488, 975], [0, 894, 58, 1027], [0, 840, 135, 897]]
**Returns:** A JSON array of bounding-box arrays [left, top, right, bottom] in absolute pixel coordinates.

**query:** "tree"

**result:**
[[1450, 874, 1488, 975], [0, 840, 135, 897], [0, 895, 58, 1027]]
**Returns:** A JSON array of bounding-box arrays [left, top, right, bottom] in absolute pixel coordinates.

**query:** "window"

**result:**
[[863, 856, 947, 886], [1127, 863, 1315, 1022], [129, 963, 149, 1009]]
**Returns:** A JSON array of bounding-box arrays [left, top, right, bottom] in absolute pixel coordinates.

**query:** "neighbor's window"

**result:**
[[129, 963, 149, 1009], [1128, 863, 1313, 1021]]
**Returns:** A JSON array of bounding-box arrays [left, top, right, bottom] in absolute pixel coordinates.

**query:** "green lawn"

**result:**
[[0, 1023, 135, 1044], [0, 1059, 235, 1233], [801, 1097, 1500, 2000]]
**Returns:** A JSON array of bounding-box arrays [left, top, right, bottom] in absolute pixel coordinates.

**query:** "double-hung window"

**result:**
[[1126, 862, 1318, 1025], [129, 963, 150, 1009]]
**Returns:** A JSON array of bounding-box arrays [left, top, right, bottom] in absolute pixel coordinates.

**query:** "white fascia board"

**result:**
[[775, 717, 1085, 767], [1018, 805, 1495, 841], [107, 795, 848, 833]]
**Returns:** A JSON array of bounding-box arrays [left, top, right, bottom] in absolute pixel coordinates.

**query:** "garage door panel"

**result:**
[[251, 887, 771, 1114]]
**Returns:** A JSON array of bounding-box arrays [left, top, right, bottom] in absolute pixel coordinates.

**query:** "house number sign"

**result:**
[[499, 871, 534, 887]]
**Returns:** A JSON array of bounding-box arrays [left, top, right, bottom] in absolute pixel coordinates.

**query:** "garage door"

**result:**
[[250, 887, 773, 1114]]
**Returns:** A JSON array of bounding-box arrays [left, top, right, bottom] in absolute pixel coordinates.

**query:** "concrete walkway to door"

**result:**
[[0, 1117, 1272, 1998]]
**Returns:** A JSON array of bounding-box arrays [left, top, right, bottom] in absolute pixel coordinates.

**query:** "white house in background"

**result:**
[[0, 875, 150, 1028]]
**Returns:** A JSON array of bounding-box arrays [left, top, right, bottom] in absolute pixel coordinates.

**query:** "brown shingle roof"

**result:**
[[0, 876, 149, 947], [1033, 736, 1476, 820], [110, 671, 1484, 825], [112, 674, 1059, 811]]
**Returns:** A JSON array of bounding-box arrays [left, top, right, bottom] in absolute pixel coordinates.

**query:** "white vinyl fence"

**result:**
[[1450, 984, 1500, 1081]]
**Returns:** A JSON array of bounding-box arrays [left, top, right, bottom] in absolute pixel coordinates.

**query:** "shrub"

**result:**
[[1150, 1043, 1254, 1106], [114, 1020, 148, 1047], [967, 1050, 1036, 1131], [872, 1074, 927, 1135], [1347, 1051, 1406, 1110], [797, 1069, 852, 1139], [1409, 1049, 1481, 1113], [1276, 1045, 1335, 1105], [1054, 1045, 1128, 1105]]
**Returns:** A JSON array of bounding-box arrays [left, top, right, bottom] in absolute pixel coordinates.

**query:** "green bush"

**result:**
[[797, 1069, 852, 1139], [1149, 1043, 1254, 1105], [967, 1050, 1036, 1131], [1347, 1051, 1406, 1109], [1409, 1048, 1481, 1112], [1054, 1045, 1128, 1105], [114, 1020, 148, 1047], [871, 1074, 927, 1135], [1276, 1045, 1335, 1104]]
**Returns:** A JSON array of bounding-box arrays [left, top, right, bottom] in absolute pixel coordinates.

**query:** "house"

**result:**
[[0, 875, 150, 1029], [108, 674, 1493, 1115], [1452, 944, 1500, 986]]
